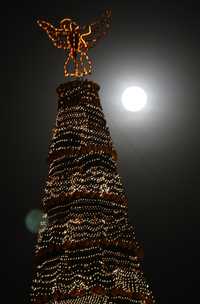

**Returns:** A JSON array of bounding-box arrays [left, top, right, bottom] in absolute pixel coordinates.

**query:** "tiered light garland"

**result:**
[[30, 79, 155, 304]]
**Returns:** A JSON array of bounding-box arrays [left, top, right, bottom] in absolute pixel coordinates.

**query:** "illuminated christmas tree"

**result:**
[[30, 10, 155, 304]]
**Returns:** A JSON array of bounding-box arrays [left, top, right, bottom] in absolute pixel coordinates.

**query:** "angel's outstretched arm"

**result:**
[[79, 25, 92, 49], [81, 25, 92, 37]]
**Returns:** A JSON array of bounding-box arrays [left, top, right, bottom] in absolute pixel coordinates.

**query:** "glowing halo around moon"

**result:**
[[121, 86, 147, 112]]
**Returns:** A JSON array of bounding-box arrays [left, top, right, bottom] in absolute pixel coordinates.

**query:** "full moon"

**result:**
[[121, 86, 147, 112]]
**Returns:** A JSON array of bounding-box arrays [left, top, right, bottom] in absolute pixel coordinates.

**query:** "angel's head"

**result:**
[[60, 18, 79, 32]]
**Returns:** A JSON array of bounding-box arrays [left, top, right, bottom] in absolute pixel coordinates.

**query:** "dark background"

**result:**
[[1, 1, 200, 303]]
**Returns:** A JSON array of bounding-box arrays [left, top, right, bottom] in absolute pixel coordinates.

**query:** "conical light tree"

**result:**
[[30, 9, 155, 304]]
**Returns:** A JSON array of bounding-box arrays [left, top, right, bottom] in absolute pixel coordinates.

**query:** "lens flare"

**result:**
[[25, 209, 43, 233]]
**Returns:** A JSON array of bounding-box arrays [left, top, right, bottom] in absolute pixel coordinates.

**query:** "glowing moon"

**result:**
[[121, 86, 147, 112]]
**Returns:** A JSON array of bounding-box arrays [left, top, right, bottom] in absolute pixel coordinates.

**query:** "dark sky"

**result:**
[[1, 1, 200, 303]]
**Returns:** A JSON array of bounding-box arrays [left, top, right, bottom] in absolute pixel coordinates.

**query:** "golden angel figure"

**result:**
[[37, 9, 111, 77]]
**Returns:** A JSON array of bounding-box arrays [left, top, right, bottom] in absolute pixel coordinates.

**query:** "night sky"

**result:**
[[1, 1, 200, 303]]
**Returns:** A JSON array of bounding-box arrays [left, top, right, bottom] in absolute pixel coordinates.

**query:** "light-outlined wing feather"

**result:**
[[37, 19, 70, 49], [80, 9, 111, 50]]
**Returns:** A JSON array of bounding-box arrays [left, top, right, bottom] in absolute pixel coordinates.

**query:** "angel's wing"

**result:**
[[37, 19, 70, 49], [80, 9, 111, 50]]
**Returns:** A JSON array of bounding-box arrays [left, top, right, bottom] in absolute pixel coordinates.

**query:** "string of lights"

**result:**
[[37, 10, 111, 77], [30, 79, 155, 304]]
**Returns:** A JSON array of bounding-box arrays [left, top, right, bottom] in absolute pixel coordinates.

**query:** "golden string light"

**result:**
[[30, 9, 156, 304], [37, 10, 111, 77], [29, 79, 156, 304]]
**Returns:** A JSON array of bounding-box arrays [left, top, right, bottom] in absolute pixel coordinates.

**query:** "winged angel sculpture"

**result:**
[[37, 10, 111, 77]]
